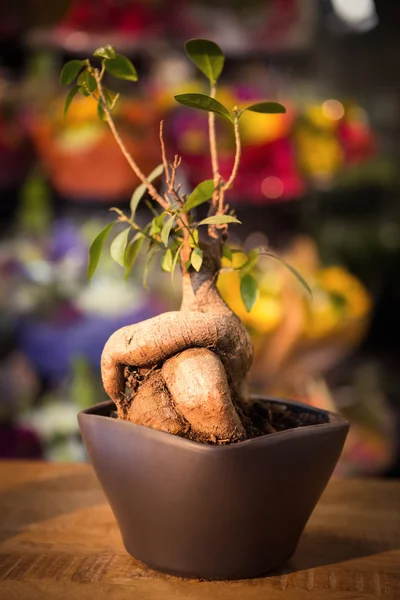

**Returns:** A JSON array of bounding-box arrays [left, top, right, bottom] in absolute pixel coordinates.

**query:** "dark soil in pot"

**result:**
[[111, 397, 330, 443], [244, 399, 329, 437]]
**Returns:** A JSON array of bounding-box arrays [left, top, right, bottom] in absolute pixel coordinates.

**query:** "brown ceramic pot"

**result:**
[[78, 397, 348, 580]]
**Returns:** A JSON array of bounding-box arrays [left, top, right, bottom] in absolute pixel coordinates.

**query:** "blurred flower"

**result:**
[[305, 267, 371, 339]]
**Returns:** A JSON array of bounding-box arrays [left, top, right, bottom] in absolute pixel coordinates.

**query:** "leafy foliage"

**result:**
[[189, 229, 199, 248], [93, 45, 116, 60], [60, 60, 84, 85], [260, 250, 313, 297], [124, 234, 145, 280], [87, 222, 114, 279], [198, 215, 241, 226], [171, 242, 183, 281], [242, 101, 286, 115], [143, 245, 160, 288], [240, 273, 259, 312], [221, 244, 233, 261], [97, 103, 107, 122], [104, 89, 120, 109], [161, 248, 174, 272], [63, 85, 80, 118], [240, 249, 259, 273], [130, 164, 164, 217], [84, 71, 97, 92], [191, 247, 203, 272], [184, 39, 224, 83], [60, 40, 311, 308], [161, 215, 175, 247], [174, 94, 231, 120], [110, 227, 130, 267], [182, 180, 214, 212], [149, 213, 166, 237], [104, 55, 138, 81]]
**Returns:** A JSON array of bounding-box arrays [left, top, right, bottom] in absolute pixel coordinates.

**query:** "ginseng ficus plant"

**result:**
[[61, 39, 311, 444]]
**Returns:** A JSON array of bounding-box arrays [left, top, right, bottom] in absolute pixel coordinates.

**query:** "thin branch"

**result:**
[[110, 93, 120, 110], [178, 211, 192, 272], [159, 122, 183, 207], [109, 208, 158, 244], [218, 190, 225, 216], [158, 117, 191, 263], [177, 214, 197, 247], [209, 83, 219, 184], [208, 83, 222, 215], [159, 120, 170, 187], [170, 155, 181, 192], [90, 67, 169, 211], [222, 112, 241, 192]]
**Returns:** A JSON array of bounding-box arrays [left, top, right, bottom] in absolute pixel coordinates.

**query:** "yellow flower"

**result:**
[[304, 267, 371, 338], [306, 105, 338, 131], [296, 131, 342, 177], [238, 110, 289, 145]]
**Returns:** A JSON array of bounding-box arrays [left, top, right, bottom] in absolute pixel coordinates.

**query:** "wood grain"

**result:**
[[0, 461, 399, 599]]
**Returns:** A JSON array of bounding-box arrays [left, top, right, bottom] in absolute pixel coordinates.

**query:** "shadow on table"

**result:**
[[0, 469, 104, 544], [284, 528, 398, 573]]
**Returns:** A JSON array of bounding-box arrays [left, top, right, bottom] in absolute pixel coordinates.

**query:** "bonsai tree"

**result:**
[[61, 40, 310, 444]]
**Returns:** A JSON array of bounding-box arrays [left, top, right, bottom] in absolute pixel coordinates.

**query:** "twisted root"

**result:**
[[101, 310, 253, 442]]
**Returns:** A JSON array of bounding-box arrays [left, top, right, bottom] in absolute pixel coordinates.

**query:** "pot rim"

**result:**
[[78, 395, 349, 452]]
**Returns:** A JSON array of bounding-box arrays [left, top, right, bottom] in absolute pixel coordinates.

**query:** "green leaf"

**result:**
[[97, 103, 107, 121], [189, 228, 199, 248], [262, 251, 313, 298], [60, 60, 84, 85], [124, 234, 145, 279], [161, 215, 175, 247], [130, 164, 164, 217], [243, 102, 286, 115], [191, 247, 203, 272], [77, 71, 86, 85], [63, 85, 80, 118], [198, 215, 241, 226], [150, 220, 161, 237], [110, 227, 130, 267], [105, 54, 138, 81], [221, 244, 232, 261], [87, 222, 114, 280], [240, 273, 258, 312], [182, 179, 214, 212], [143, 245, 159, 288], [150, 213, 166, 237], [79, 86, 90, 97], [161, 248, 173, 272], [78, 70, 97, 93], [174, 94, 231, 120], [145, 200, 160, 218], [93, 45, 116, 60], [104, 89, 120, 109], [85, 71, 97, 92], [241, 249, 259, 273], [184, 38, 224, 83], [171, 243, 183, 282]]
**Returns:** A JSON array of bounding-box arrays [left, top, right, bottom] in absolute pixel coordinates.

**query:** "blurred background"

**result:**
[[0, 0, 399, 476]]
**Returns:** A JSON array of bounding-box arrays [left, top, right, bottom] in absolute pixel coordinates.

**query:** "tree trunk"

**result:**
[[101, 243, 253, 443]]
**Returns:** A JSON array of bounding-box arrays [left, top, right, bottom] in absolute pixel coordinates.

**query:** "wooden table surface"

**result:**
[[0, 462, 399, 600]]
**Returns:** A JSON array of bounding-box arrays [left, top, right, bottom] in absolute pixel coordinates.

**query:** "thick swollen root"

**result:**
[[127, 370, 187, 436], [162, 349, 246, 441], [101, 311, 252, 404], [101, 310, 252, 443]]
